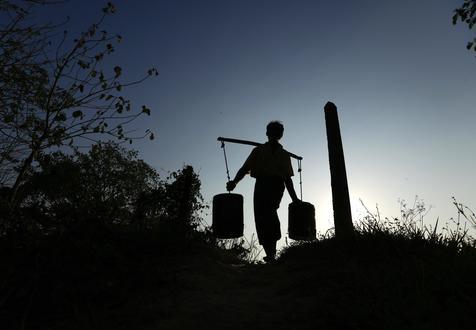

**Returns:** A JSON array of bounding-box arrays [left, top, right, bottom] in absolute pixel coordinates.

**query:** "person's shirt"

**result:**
[[243, 142, 294, 178]]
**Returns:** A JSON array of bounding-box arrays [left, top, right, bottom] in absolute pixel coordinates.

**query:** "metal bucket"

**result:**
[[288, 201, 316, 240], [212, 193, 244, 238]]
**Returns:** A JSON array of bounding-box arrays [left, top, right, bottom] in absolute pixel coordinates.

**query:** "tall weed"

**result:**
[[356, 197, 476, 251]]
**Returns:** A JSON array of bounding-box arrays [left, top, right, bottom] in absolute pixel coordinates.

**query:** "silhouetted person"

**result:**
[[227, 121, 299, 262]]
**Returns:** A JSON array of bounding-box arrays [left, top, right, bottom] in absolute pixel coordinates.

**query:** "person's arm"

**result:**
[[282, 152, 299, 202], [226, 149, 256, 191], [226, 166, 248, 191], [284, 176, 300, 203]]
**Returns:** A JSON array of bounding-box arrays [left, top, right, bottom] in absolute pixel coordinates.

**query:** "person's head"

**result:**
[[266, 121, 284, 141]]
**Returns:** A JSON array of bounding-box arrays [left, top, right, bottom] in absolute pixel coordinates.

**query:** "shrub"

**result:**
[[1, 142, 205, 236]]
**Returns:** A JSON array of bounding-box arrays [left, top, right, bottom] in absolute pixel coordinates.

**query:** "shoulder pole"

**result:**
[[217, 137, 303, 160]]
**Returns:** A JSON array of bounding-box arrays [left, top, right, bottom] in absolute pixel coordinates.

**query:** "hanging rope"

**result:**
[[297, 158, 303, 201], [221, 141, 231, 183]]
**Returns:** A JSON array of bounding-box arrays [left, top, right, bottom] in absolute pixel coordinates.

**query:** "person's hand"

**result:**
[[226, 180, 236, 192]]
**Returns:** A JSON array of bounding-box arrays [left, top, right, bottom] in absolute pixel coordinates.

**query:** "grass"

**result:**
[[0, 222, 242, 330], [1, 200, 476, 329], [276, 232, 476, 329], [276, 198, 476, 329]]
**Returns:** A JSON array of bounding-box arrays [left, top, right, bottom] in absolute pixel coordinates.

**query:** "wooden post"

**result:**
[[324, 102, 354, 239]]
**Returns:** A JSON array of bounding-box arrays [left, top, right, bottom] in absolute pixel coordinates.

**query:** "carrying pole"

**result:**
[[217, 137, 303, 160]]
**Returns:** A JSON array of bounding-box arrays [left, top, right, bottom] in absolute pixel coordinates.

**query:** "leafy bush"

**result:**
[[1, 142, 205, 236]]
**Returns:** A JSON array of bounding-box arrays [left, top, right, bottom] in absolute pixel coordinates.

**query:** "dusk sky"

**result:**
[[41, 1, 475, 245]]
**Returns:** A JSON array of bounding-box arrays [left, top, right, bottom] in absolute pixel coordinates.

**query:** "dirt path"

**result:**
[[138, 238, 476, 330], [148, 258, 327, 330]]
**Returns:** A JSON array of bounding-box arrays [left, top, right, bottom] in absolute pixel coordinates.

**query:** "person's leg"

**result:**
[[255, 194, 277, 261], [262, 240, 277, 261], [254, 177, 284, 262]]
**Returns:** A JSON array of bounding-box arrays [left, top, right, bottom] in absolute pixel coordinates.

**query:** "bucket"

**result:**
[[212, 193, 244, 238], [288, 201, 316, 240]]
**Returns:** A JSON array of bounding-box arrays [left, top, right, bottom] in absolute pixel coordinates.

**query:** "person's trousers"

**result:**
[[253, 176, 285, 245]]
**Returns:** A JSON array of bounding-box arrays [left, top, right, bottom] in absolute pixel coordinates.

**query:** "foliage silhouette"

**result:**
[[0, 1, 157, 200], [453, 0, 476, 53], [0, 142, 205, 237]]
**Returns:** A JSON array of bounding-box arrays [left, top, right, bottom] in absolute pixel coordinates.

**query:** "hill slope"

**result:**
[[2, 228, 476, 330], [149, 237, 476, 330]]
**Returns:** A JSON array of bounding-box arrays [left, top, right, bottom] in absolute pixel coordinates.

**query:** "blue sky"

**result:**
[[40, 0, 475, 245]]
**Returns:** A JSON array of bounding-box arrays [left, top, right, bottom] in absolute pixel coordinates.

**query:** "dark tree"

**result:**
[[0, 1, 157, 201], [17, 142, 160, 232], [13, 143, 204, 234]]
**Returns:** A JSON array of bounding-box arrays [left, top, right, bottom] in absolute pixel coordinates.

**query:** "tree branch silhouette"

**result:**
[[0, 2, 158, 203]]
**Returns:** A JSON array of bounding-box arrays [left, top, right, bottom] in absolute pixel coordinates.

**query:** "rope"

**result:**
[[221, 141, 231, 183], [299, 160, 303, 201]]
